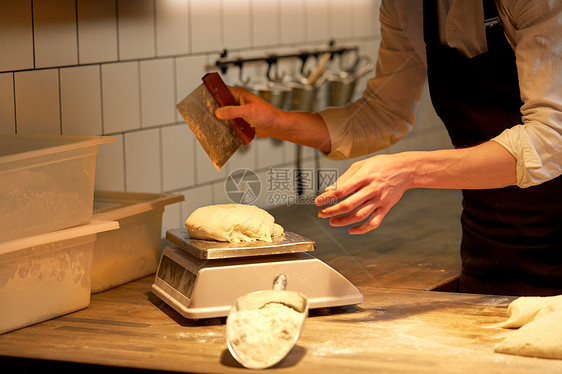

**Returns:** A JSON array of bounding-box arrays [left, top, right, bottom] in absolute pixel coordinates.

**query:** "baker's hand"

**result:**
[[315, 154, 414, 234], [214, 86, 282, 138]]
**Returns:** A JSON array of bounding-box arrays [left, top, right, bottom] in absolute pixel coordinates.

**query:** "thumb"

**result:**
[[215, 105, 245, 121]]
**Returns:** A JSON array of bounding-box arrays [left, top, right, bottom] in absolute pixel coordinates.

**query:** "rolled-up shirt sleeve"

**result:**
[[318, 0, 427, 160], [492, 0, 562, 188]]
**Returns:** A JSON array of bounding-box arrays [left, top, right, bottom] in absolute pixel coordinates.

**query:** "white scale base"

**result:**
[[152, 230, 364, 320]]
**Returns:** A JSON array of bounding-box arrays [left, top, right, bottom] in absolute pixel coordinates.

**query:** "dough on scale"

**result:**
[[494, 294, 562, 360], [185, 204, 284, 243]]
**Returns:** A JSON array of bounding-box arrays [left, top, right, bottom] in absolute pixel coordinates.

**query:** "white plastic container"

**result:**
[[91, 191, 184, 293], [0, 220, 119, 334], [0, 134, 114, 243]]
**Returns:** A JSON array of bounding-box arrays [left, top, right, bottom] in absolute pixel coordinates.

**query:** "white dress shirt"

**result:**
[[318, 0, 562, 188]]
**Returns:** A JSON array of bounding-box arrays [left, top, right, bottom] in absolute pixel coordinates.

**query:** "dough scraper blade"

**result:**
[[176, 72, 255, 171]]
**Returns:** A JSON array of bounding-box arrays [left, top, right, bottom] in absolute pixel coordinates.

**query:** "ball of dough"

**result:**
[[185, 204, 284, 243]]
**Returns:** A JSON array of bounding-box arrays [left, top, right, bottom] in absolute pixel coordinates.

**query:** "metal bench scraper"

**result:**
[[176, 72, 255, 170]]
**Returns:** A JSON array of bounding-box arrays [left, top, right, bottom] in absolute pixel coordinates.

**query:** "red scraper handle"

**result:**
[[202, 72, 255, 145]]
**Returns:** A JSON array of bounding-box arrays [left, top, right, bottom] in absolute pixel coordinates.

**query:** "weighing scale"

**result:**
[[152, 228, 364, 321]]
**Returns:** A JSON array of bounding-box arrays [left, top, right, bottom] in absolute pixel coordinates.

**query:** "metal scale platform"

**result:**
[[152, 228, 364, 320]]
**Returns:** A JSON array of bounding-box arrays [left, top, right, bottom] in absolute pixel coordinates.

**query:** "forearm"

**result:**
[[314, 140, 517, 234], [215, 86, 332, 152], [270, 111, 331, 153], [405, 141, 517, 190]]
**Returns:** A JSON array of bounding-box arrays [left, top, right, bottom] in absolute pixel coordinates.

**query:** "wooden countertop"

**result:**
[[1, 189, 561, 373]]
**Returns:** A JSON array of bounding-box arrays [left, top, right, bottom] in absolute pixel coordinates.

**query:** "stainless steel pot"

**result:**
[[254, 82, 291, 109]]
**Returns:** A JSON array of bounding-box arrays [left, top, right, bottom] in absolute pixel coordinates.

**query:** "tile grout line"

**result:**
[[57, 68, 63, 135], [137, 60, 143, 129], [249, 0, 254, 48], [114, 0, 120, 62], [122, 132, 128, 192], [99, 64, 105, 135], [30, 0, 36, 70], [159, 127, 164, 193], [152, 0, 157, 57], [75, 0, 80, 65], [12, 72, 18, 134]]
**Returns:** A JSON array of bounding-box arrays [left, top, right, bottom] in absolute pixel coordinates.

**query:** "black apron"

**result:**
[[423, 0, 562, 296]]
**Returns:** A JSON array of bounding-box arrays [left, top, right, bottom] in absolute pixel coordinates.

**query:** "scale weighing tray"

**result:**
[[165, 228, 316, 259], [152, 229, 364, 320]]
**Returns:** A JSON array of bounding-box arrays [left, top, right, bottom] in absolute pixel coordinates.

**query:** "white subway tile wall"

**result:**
[[305, 0, 330, 42], [0, 1, 34, 72], [256, 138, 285, 170], [124, 128, 161, 193], [252, 0, 279, 47], [190, 0, 221, 54], [155, 0, 189, 57], [161, 124, 195, 191], [101, 61, 140, 133], [226, 144, 257, 173], [0, 0, 451, 237], [195, 141, 230, 185], [95, 134, 125, 191], [60, 65, 103, 135], [15, 69, 61, 134], [182, 185, 213, 217], [329, 0, 353, 39], [117, 0, 156, 61], [77, 0, 119, 64], [280, 0, 305, 45], [140, 58, 176, 128], [174, 54, 209, 123], [354, 0, 381, 37], [33, 0, 78, 69], [223, 0, 251, 50]]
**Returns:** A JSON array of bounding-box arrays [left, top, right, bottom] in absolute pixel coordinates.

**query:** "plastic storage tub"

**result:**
[[0, 220, 119, 334], [91, 191, 184, 293], [0, 134, 114, 243]]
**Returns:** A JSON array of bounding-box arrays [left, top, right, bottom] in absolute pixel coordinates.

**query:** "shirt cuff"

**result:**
[[492, 126, 545, 188], [317, 106, 354, 160]]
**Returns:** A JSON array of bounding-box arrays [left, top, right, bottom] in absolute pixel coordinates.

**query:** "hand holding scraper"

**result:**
[[176, 72, 255, 170]]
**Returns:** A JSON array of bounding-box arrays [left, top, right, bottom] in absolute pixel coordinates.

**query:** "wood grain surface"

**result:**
[[1, 189, 561, 373]]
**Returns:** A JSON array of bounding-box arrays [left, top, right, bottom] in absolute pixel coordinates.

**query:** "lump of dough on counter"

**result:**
[[494, 294, 562, 360], [494, 310, 562, 359], [185, 204, 284, 243], [494, 294, 562, 329]]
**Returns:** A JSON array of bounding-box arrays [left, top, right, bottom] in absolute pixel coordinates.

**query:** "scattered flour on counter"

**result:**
[[227, 302, 303, 368], [478, 297, 511, 306]]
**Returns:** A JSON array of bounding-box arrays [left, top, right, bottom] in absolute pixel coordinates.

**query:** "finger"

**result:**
[[215, 102, 265, 123], [314, 193, 337, 207], [228, 86, 268, 107], [318, 187, 378, 218], [215, 105, 245, 120], [226, 86, 250, 103], [314, 173, 362, 207], [349, 204, 390, 234], [327, 200, 378, 227]]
